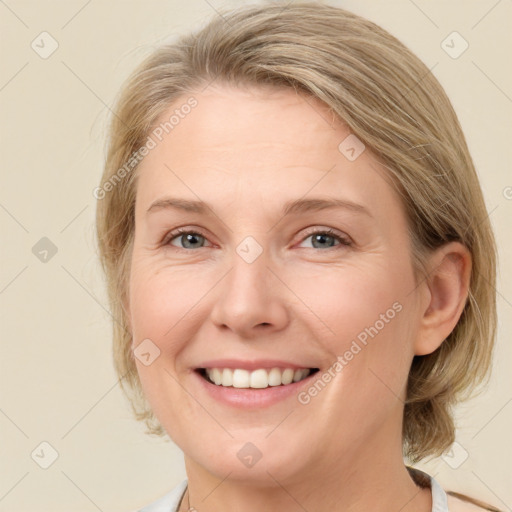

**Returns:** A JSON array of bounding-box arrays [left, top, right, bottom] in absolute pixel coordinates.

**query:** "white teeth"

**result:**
[[268, 368, 282, 386], [250, 369, 269, 389], [293, 369, 303, 382], [281, 368, 294, 385], [205, 367, 312, 388], [232, 369, 250, 388], [211, 368, 222, 385], [222, 368, 233, 386]]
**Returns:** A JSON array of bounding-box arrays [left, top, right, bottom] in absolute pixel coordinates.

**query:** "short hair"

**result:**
[[95, 1, 497, 462]]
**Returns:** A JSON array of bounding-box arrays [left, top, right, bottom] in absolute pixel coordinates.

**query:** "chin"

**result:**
[[182, 431, 315, 486]]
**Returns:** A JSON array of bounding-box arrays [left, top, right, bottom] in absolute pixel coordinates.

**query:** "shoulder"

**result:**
[[407, 466, 502, 512], [446, 491, 503, 512], [133, 479, 188, 512]]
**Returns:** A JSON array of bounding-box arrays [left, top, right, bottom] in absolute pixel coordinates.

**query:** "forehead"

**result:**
[[134, 84, 402, 220]]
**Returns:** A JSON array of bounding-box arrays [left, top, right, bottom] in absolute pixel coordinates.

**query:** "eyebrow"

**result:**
[[146, 196, 373, 218]]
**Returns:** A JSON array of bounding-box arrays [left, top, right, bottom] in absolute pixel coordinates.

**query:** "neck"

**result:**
[[180, 424, 432, 512]]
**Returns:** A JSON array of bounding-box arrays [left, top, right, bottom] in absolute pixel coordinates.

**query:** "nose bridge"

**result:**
[[210, 239, 289, 335], [232, 239, 274, 295]]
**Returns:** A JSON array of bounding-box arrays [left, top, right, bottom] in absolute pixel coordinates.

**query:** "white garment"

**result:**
[[135, 469, 450, 512]]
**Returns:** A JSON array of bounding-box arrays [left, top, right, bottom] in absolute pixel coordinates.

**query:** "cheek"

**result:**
[[128, 259, 205, 431], [129, 259, 210, 343], [290, 262, 407, 341], [290, 262, 416, 391], [128, 258, 222, 413]]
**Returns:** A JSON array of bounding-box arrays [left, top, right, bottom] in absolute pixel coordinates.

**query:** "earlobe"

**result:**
[[414, 242, 472, 356]]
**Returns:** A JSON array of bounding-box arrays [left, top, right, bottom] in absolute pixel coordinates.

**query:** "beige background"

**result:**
[[0, 1, 511, 511]]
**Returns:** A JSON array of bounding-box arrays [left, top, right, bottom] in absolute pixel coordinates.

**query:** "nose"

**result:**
[[209, 250, 290, 338]]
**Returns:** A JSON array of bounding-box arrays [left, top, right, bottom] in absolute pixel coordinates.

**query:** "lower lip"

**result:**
[[192, 370, 317, 409]]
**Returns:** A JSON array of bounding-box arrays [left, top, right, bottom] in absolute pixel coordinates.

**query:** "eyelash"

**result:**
[[162, 226, 352, 251]]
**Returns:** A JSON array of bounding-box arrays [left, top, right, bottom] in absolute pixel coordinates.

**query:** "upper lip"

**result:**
[[195, 359, 318, 371]]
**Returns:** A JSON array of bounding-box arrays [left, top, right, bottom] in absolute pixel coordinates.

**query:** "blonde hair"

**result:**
[[95, 1, 497, 463]]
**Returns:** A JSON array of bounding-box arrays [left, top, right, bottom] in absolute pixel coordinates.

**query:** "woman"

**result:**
[[95, 3, 501, 511]]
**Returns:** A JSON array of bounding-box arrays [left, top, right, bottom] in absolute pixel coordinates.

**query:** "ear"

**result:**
[[414, 242, 472, 356]]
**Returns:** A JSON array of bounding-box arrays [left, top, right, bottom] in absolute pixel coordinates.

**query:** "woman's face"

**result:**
[[128, 84, 426, 484]]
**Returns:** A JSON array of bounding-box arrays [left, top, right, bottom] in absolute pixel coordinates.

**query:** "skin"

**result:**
[[127, 83, 471, 512]]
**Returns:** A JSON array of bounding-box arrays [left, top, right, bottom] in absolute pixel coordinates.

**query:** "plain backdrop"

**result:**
[[0, 1, 511, 511]]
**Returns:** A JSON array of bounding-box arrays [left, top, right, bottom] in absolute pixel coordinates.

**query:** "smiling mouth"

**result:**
[[196, 367, 320, 389]]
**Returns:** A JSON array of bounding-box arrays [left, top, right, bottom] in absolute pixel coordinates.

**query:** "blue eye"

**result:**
[[298, 228, 352, 249], [166, 229, 210, 250], [163, 227, 352, 251]]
